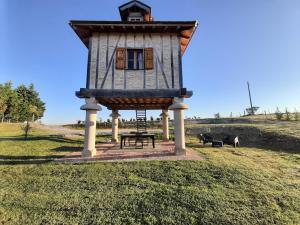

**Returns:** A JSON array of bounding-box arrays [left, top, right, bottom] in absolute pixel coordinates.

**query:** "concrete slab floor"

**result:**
[[56, 141, 203, 163]]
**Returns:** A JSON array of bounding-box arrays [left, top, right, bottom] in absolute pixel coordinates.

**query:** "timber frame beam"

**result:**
[[76, 88, 193, 99]]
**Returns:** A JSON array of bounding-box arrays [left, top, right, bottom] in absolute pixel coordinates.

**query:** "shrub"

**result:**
[[294, 109, 299, 121], [214, 113, 220, 119], [285, 108, 291, 121], [275, 107, 283, 120], [21, 121, 32, 140]]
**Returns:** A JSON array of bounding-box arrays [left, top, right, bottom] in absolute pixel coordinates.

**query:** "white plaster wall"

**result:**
[[88, 32, 180, 90]]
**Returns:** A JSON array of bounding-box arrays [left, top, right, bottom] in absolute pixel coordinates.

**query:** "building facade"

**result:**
[[70, 0, 197, 157]]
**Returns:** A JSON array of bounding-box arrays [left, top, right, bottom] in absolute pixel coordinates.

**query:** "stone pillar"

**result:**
[[160, 110, 169, 141], [169, 98, 188, 155], [110, 110, 120, 143], [80, 98, 101, 157]]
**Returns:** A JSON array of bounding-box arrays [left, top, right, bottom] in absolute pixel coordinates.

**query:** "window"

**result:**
[[127, 49, 144, 70], [128, 12, 144, 22], [115, 48, 153, 70], [128, 17, 143, 22]]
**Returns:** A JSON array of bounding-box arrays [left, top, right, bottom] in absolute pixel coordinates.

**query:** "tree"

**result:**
[[14, 83, 45, 122], [29, 105, 38, 122], [294, 109, 299, 121], [0, 98, 7, 123], [275, 107, 283, 120], [285, 108, 291, 121], [0, 81, 46, 122], [214, 113, 220, 119], [21, 121, 32, 140], [0, 81, 18, 122]]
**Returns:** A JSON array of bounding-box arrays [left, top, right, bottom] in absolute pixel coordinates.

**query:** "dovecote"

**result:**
[[70, 0, 197, 110]]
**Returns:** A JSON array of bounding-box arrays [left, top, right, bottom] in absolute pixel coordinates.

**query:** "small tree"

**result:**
[[21, 121, 32, 140], [275, 107, 283, 120], [294, 109, 299, 121], [285, 108, 291, 121], [264, 110, 267, 120], [214, 113, 220, 119]]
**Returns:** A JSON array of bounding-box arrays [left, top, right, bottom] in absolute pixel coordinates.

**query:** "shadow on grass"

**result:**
[[0, 146, 82, 165], [0, 135, 83, 144]]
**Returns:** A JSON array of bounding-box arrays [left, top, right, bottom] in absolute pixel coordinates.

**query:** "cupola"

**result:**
[[119, 0, 152, 22]]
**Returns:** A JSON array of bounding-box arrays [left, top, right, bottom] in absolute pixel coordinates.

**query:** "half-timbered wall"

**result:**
[[87, 32, 182, 90]]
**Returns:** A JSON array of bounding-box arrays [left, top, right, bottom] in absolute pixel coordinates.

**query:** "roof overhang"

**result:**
[[69, 20, 198, 55]]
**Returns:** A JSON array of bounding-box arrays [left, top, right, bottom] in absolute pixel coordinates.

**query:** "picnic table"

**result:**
[[120, 133, 155, 149]]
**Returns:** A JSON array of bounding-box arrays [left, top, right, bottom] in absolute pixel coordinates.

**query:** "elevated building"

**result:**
[[70, 0, 198, 157]]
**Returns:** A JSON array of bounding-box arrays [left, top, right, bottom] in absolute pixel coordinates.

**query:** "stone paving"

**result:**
[[57, 141, 203, 163]]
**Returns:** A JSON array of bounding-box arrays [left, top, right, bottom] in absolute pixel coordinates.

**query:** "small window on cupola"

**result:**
[[128, 12, 143, 22], [119, 0, 152, 22]]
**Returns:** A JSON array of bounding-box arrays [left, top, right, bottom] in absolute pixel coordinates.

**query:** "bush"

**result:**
[[285, 108, 291, 121], [21, 121, 32, 140], [275, 107, 283, 120], [214, 113, 220, 119], [294, 109, 299, 121]]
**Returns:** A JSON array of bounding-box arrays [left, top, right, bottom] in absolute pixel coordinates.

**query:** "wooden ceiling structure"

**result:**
[[76, 88, 192, 110], [69, 21, 198, 55], [97, 97, 173, 110]]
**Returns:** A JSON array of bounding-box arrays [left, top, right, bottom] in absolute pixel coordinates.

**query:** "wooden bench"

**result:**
[[120, 133, 155, 149]]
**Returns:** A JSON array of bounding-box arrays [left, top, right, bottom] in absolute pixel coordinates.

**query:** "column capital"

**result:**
[[110, 110, 121, 118], [80, 98, 102, 111], [160, 110, 169, 118], [169, 98, 188, 110]]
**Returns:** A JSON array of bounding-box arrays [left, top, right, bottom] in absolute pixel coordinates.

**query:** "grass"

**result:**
[[0, 123, 82, 162], [0, 124, 300, 224]]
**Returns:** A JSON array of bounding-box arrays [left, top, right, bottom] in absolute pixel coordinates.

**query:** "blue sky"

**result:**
[[1, 0, 300, 124]]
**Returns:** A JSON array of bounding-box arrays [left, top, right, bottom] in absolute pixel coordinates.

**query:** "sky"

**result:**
[[1, 0, 300, 124]]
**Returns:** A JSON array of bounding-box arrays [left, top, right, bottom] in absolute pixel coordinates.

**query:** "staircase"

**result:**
[[136, 110, 147, 133]]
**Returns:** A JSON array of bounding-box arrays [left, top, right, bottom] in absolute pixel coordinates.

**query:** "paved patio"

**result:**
[[56, 141, 202, 163]]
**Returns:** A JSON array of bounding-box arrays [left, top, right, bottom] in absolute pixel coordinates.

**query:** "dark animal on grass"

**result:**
[[198, 133, 214, 145], [222, 135, 240, 148]]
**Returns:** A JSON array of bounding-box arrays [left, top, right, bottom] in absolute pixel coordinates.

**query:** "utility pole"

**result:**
[[247, 81, 254, 115]]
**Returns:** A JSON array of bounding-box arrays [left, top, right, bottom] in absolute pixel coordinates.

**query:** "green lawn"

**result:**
[[0, 124, 82, 163], [0, 124, 300, 224]]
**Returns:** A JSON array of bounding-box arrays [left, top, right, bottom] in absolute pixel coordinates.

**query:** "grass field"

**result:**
[[0, 123, 300, 224]]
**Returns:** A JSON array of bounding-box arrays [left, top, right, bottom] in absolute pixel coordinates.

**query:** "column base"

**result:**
[[163, 138, 170, 142], [82, 148, 97, 157], [175, 147, 186, 155], [111, 138, 119, 143]]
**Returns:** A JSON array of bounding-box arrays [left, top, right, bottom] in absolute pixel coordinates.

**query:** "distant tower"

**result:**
[[246, 81, 259, 115], [70, 0, 198, 157]]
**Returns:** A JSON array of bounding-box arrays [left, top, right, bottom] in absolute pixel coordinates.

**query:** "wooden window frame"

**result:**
[[126, 48, 144, 71], [116, 47, 153, 70]]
